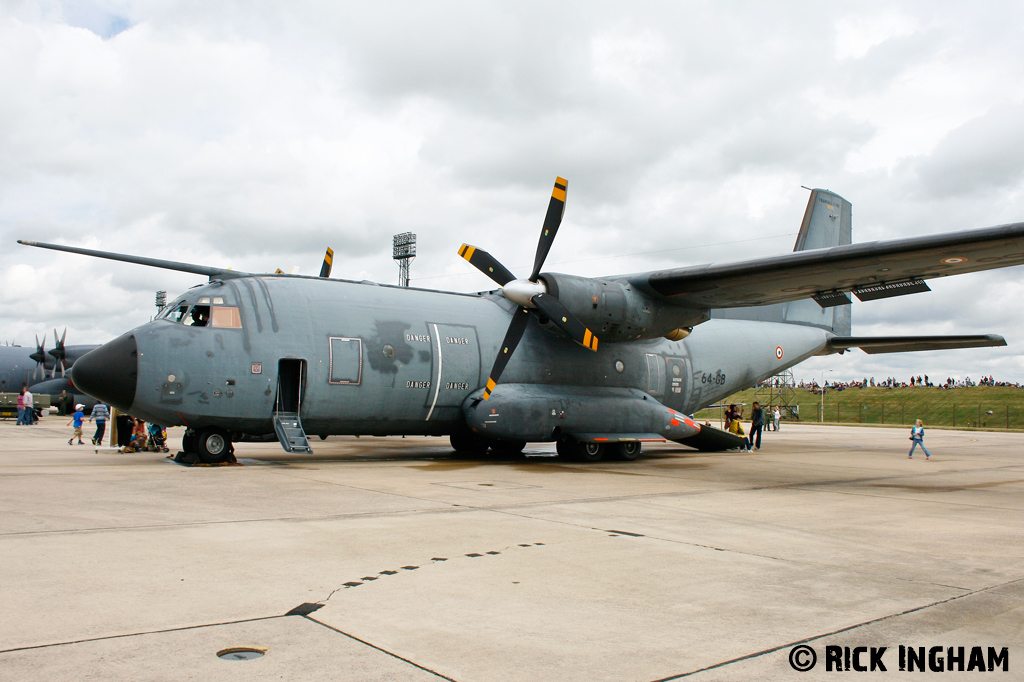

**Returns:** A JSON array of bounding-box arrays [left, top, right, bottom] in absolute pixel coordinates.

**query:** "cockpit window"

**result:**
[[210, 306, 242, 328], [165, 303, 191, 323], [188, 305, 211, 327]]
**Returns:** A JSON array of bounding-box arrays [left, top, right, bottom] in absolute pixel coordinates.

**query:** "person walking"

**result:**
[[67, 404, 86, 445], [89, 401, 109, 445], [748, 401, 764, 450], [908, 419, 932, 460]]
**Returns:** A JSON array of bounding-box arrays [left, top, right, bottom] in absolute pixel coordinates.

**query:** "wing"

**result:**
[[827, 335, 1006, 355], [625, 222, 1024, 308]]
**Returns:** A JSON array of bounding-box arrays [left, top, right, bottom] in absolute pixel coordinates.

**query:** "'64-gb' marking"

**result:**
[[700, 370, 726, 386]]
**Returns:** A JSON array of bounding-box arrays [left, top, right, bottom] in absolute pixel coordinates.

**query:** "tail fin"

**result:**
[[711, 188, 853, 335], [782, 189, 852, 335]]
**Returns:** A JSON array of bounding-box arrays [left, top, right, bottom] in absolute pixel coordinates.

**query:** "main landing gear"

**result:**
[[449, 432, 526, 458], [556, 436, 642, 462], [176, 426, 236, 465]]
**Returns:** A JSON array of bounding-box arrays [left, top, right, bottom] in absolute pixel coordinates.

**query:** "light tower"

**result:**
[[155, 290, 167, 313], [392, 232, 416, 287]]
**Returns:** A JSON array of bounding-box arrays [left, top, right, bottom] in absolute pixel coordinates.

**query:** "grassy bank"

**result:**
[[693, 386, 1024, 431]]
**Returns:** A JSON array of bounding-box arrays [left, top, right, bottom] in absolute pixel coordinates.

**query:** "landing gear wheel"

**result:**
[[450, 431, 488, 456], [556, 437, 577, 459], [196, 427, 234, 464], [490, 440, 526, 457], [576, 441, 605, 463], [614, 441, 641, 461], [181, 430, 196, 454]]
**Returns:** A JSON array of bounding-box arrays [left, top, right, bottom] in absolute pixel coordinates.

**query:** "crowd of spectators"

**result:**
[[782, 374, 1022, 391]]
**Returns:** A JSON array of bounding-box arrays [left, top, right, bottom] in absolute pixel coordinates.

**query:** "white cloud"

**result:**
[[3, 0, 1024, 386]]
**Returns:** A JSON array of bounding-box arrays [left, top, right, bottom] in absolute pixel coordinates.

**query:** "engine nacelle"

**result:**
[[538, 273, 708, 342]]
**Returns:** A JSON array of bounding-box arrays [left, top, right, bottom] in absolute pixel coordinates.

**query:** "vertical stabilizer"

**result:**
[[712, 188, 853, 335], [782, 189, 852, 335]]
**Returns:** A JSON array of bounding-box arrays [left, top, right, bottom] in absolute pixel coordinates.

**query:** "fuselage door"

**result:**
[[276, 359, 306, 414], [425, 323, 481, 414], [646, 353, 664, 395]]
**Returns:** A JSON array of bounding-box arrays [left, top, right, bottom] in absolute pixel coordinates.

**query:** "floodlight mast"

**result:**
[[393, 232, 416, 287]]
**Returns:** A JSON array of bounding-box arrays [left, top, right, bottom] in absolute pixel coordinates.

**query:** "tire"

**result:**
[[450, 431, 488, 455], [181, 430, 196, 454], [576, 441, 605, 463], [196, 427, 233, 463], [614, 441, 641, 461], [490, 440, 526, 457]]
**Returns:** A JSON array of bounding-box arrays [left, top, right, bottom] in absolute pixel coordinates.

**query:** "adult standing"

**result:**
[[16, 386, 26, 425], [22, 387, 34, 425], [908, 419, 932, 460], [773, 405, 781, 431], [89, 401, 109, 445], [748, 401, 764, 450]]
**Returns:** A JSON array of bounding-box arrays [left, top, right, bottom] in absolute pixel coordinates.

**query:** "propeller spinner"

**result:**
[[459, 177, 598, 400]]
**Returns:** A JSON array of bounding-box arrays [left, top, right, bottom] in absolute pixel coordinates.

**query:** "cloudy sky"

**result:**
[[3, 0, 1024, 384]]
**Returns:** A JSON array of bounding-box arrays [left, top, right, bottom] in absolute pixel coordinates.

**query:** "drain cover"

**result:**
[[217, 647, 266, 661]]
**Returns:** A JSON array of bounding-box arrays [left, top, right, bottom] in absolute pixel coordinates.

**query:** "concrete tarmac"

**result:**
[[0, 419, 1020, 680]]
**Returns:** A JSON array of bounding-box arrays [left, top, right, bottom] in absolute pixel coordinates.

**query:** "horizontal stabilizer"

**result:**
[[827, 334, 1006, 354]]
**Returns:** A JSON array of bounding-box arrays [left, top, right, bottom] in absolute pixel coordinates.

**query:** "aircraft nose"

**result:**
[[71, 333, 138, 411]]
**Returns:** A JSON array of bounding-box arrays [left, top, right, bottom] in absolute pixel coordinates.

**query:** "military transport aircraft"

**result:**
[[0, 329, 98, 394], [18, 179, 1024, 463]]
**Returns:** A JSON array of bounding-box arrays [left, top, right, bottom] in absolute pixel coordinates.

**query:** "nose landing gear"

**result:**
[[175, 426, 236, 465]]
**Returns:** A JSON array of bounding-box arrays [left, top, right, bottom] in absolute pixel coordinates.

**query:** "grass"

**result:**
[[693, 386, 1024, 431]]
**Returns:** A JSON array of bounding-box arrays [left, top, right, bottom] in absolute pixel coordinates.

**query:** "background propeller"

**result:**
[[48, 328, 67, 377], [459, 177, 598, 400], [28, 334, 47, 381]]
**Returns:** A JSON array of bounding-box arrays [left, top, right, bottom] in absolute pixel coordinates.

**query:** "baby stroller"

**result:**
[[146, 423, 170, 453]]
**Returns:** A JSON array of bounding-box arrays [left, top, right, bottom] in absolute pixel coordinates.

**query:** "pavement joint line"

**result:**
[[460, 508, 984, 593], [305, 615, 460, 681], [0, 506, 478, 538], [785, 485, 1024, 512], [0, 615, 283, 655], [647, 576, 1024, 681]]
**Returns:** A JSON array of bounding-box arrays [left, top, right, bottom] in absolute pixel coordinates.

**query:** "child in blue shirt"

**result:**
[[67, 404, 85, 445]]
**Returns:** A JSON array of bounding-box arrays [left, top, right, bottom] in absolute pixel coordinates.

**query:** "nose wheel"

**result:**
[[178, 427, 236, 464]]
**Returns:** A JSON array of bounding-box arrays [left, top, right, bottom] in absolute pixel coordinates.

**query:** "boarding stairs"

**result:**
[[273, 412, 313, 454]]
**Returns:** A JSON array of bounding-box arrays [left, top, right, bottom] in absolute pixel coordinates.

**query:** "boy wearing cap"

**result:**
[[67, 404, 86, 445]]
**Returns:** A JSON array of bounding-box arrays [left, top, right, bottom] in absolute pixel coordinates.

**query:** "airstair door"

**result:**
[[274, 359, 312, 454]]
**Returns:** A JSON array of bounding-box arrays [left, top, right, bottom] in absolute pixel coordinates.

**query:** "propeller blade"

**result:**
[[50, 328, 67, 361], [528, 176, 567, 281], [482, 307, 531, 400], [458, 244, 517, 287], [59, 360, 66, 378], [531, 293, 599, 352], [320, 247, 334, 278]]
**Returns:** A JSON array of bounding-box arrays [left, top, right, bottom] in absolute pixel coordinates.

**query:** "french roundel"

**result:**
[[776, 346, 784, 360]]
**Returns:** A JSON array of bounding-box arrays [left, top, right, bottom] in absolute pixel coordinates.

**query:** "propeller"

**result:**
[[458, 177, 598, 400], [28, 334, 47, 381], [49, 328, 67, 378], [320, 247, 334, 278]]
